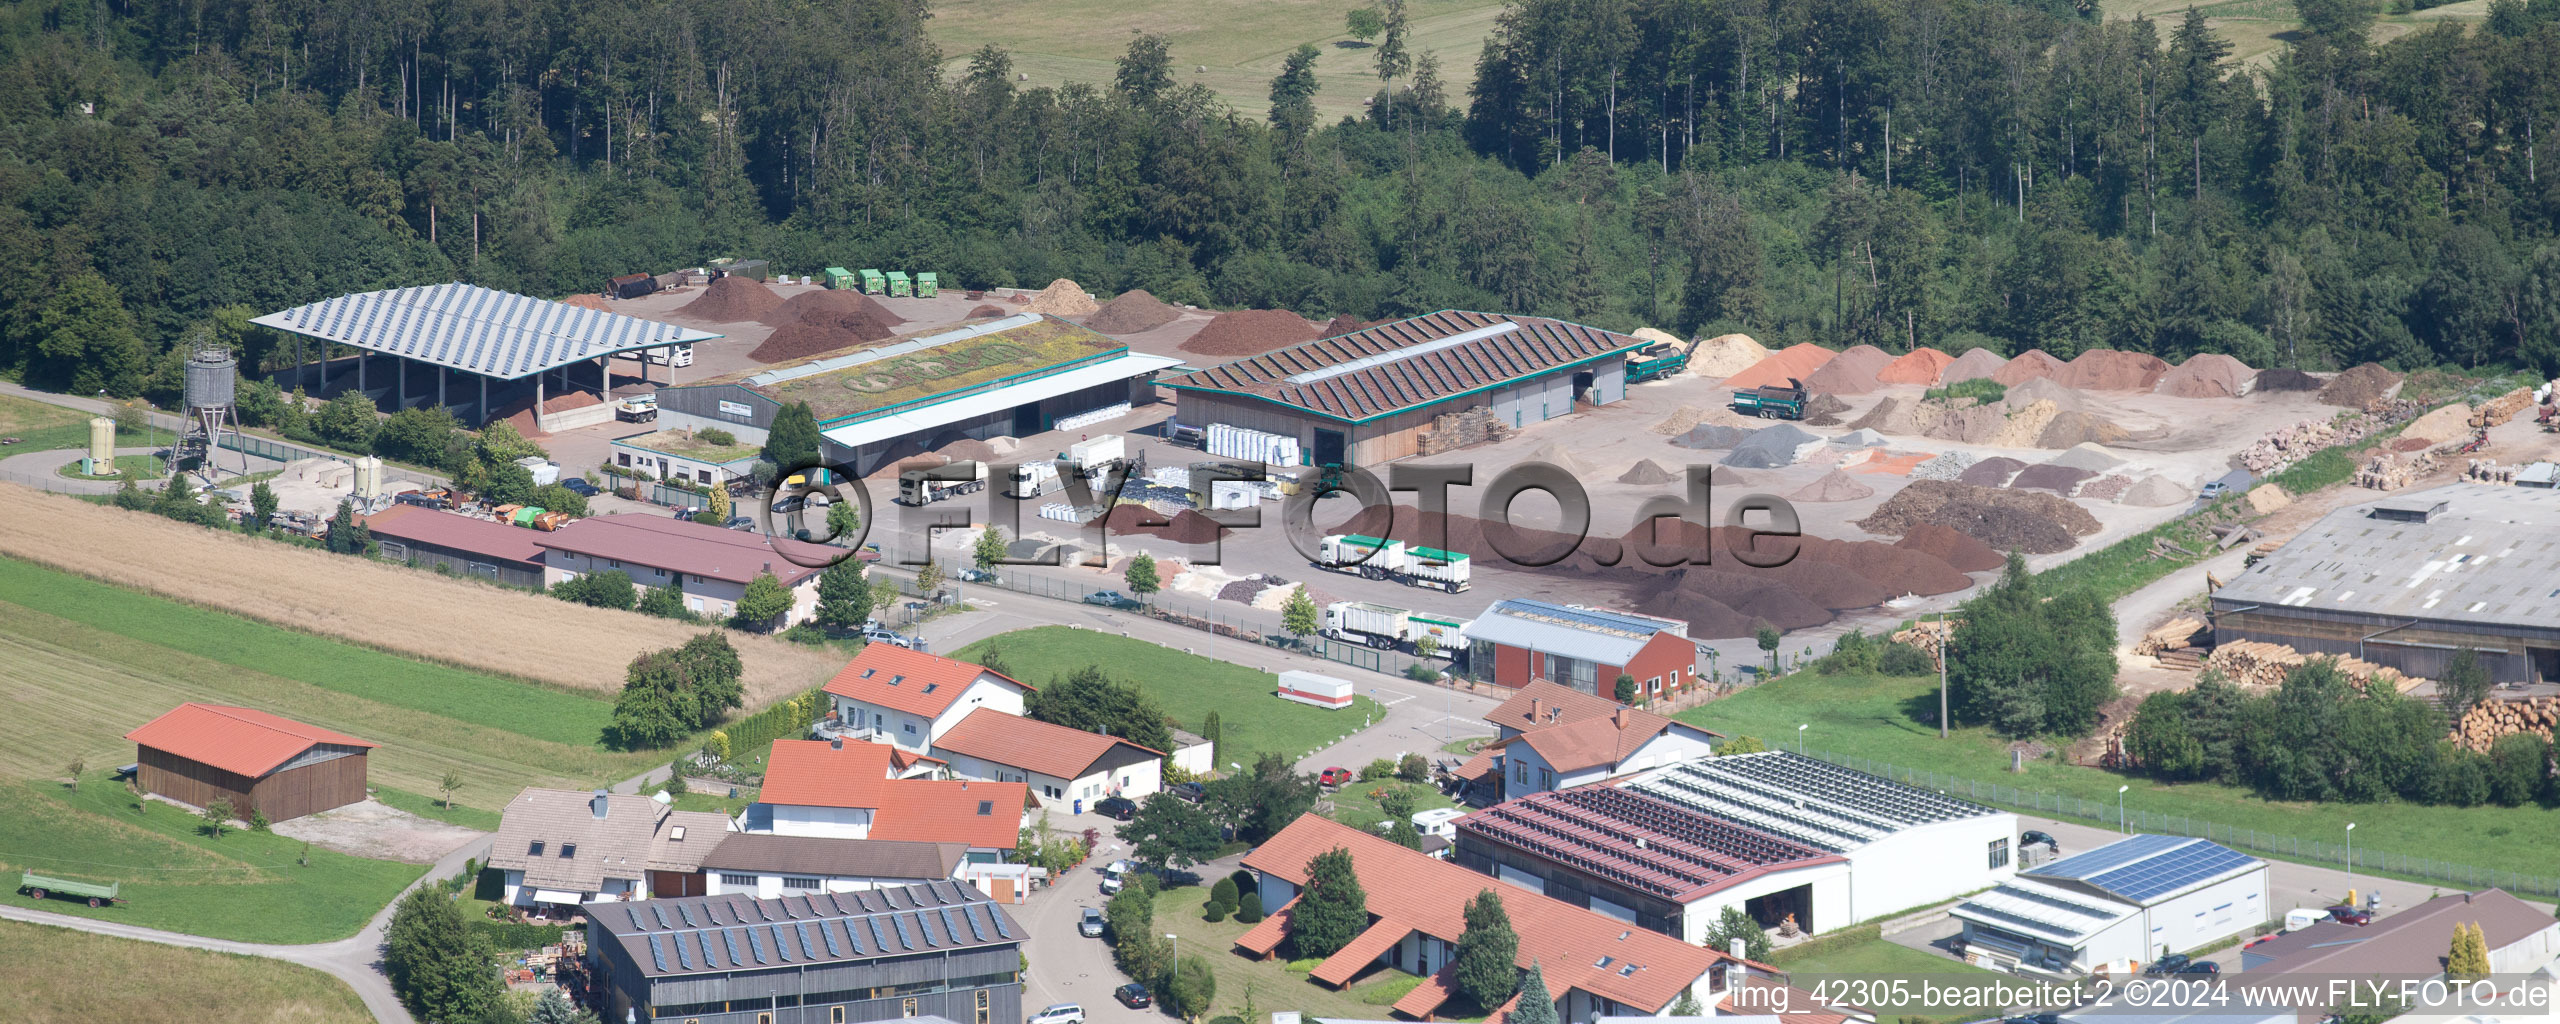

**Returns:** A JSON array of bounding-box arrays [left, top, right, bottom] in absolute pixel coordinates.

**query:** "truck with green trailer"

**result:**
[[1729, 377, 1811, 419], [1313, 534, 1471, 593], [20, 871, 122, 908]]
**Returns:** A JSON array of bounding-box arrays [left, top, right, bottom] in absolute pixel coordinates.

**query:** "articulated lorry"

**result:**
[[1313, 534, 1471, 593], [1321, 601, 1470, 652]]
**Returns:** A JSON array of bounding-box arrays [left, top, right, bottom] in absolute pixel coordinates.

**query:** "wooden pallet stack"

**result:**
[[2203, 639, 2428, 693], [2446, 697, 2560, 753], [2470, 388, 2535, 429], [1891, 619, 1958, 669], [2133, 617, 2208, 657]]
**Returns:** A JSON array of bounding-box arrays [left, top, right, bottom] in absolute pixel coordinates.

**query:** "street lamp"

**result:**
[[1163, 932, 1180, 1011], [2117, 784, 2130, 833], [1937, 610, 1950, 740], [2344, 822, 2357, 897], [1796, 723, 1808, 755]]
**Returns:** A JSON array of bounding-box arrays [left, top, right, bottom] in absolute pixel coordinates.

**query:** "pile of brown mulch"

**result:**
[[1180, 310, 1323, 356], [2050, 349, 2171, 391], [1101, 504, 1232, 543], [1085, 290, 1184, 335], [2154, 353, 2254, 399], [1876, 347, 1954, 386], [966, 304, 1008, 318], [2008, 464, 2096, 495], [1992, 348, 2066, 386], [1802, 393, 1853, 426], [2253, 368, 2322, 392], [675, 275, 783, 322], [1894, 523, 2004, 572], [748, 309, 899, 363], [1318, 314, 1368, 338], [760, 290, 907, 330], [1957, 457, 2028, 487], [1856, 479, 2101, 554], [2319, 363, 2401, 409]]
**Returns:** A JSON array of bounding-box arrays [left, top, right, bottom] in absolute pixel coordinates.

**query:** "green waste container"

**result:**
[[914, 272, 938, 298], [512, 507, 545, 527], [859, 269, 888, 294], [886, 271, 913, 297], [824, 267, 855, 290]]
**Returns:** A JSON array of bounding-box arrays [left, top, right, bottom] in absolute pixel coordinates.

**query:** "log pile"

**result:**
[[1891, 619, 1959, 669], [2470, 388, 2534, 429], [2238, 413, 2385, 475], [2134, 618, 2208, 657], [2204, 640, 2427, 693], [1418, 406, 1514, 455], [2447, 697, 2560, 753], [2465, 459, 2519, 484]]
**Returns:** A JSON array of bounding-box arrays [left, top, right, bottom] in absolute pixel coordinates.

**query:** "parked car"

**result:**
[[2326, 905, 2374, 925], [2142, 953, 2191, 976], [1083, 590, 1142, 610], [1030, 1005, 1085, 1024], [671, 506, 700, 519], [1169, 781, 1206, 803], [1079, 908, 1105, 938], [1095, 796, 1139, 821], [559, 477, 599, 497], [2177, 961, 2222, 975], [1318, 767, 1354, 788], [2021, 830, 2059, 851], [722, 515, 758, 532], [2199, 480, 2230, 500], [1114, 984, 1153, 1009], [957, 567, 998, 583], [860, 625, 914, 649]]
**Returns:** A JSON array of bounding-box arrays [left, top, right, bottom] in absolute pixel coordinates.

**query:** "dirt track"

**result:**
[[0, 487, 840, 705]]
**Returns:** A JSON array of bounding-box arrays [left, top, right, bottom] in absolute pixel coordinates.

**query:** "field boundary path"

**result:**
[[0, 833, 491, 1024]]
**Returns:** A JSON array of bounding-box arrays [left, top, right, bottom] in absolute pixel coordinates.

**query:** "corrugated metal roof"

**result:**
[[1157, 310, 1645, 422], [251, 283, 719, 381], [1461, 599, 1687, 666], [2212, 483, 2560, 630], [1628, 752, 2001, 852], [585, 882, 1022, 978]]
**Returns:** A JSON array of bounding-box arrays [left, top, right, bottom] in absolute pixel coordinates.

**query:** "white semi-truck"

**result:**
[[1313, 534, 1471, 593], [1322, 600, 1470, 652], [895, 460, 987, 505]]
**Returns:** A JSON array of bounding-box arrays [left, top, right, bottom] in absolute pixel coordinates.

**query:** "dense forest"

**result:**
[[4, 0, 2560, 402]]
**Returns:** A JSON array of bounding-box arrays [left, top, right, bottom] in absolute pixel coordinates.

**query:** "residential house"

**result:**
[[928, 708, 1166, 808], [1451, 682, 1718, 804], [823, 645, 1033, 754], [742, 739, 1029, 865], [1460, 599, 1699, 696], [700, 834, 968, 900], [488, 789, 731, 909]]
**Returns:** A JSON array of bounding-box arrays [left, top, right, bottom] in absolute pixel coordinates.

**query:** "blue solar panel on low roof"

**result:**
[[2032, 833, 2193, 881], [1496, 598, 1670, 634], [695, 931, 721, 969], [721, 929, 742, 966], [843, 917, 867, 955], [647, 934, 667, 972], [772, 924, 796, 962], [748, 927, 769, 964], [2089, 841, 2256, 902], [891, 913, 916, 950]]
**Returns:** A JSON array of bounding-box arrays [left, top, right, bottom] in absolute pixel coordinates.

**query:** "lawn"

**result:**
[[616, 428, 759, 465], [1765, 935, 2002, 1019], [1150, 883, 1411, 1023], [1325, 777, 1458, 833], [951, 626, 1385, 767], [0, 917, 372, 1024], [0, 393, 158, 455], [1679, 671, 2560, 881], [55, 452, 165, 479], [2099, 0, 2488, 68], [0, 775, 427, 943]]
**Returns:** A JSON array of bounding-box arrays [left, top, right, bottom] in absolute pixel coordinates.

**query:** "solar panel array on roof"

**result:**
[[2029, 836, 2259, 904], [1456, 786, 1836, 901], [250, 283, 717, 381], [2033, 833, 2190, 881], [593, 881, 1020, 977], [1157, 310, 1646, 422]]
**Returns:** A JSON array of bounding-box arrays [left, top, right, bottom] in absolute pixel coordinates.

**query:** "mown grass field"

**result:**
[[950, 626, 1384, 767], [0, 917, 371, 1023], [927, 0, 1505, 121], [0, 393, 154, 454], [1679, 670, 2560, 880], [2100, 0, 2488, 67]]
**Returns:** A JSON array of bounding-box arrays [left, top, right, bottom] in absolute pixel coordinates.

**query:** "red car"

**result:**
[[2325, 905, 2373, 925], [1318, 767, 1353, 787]]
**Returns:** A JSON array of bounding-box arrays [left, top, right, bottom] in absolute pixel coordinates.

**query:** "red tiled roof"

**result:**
[[931, 709, 1164, 782], [758, 740, 900, 808], [1158, 310, 1647, 423], [824, 645, 1031, 721], [758, 740, 1024, 849], [1395, 964, 1464, 1019], [125, 703, 378, 779], [1451, 750, 1498, 783], [1485, 680, 1628, 734], [1311, 919, 1414, 986], [361, 504, 547, 565], [1721, 976, 1865, 1024], [1234, 896, 1298, 957], [1504, 708, 1684, 774], [529, 514, 834, 585], [1242, 814, 1732, 1013]]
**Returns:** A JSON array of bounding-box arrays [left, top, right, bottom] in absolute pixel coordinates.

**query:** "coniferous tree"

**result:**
[[1288, 846, 1368, 958]]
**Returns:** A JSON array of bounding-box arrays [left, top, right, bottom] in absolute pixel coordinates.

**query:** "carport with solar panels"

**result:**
[[1951, 834, 2271, 975], [579, 880, 1027, 1024], [251, 282, 721, 427]]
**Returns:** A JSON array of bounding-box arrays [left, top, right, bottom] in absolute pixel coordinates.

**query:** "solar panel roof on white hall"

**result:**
[[2026, 834, 2260, 904], [251, 283, 721, 381]]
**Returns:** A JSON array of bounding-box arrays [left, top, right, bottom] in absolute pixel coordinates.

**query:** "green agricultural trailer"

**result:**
[[859, 269, 888, 294], [20, 871, 122, 908], [1729, 377, 1810, 419], [914, 272, 938, 298], [886, 270, 913, 297], [824, 267, 856, 290]]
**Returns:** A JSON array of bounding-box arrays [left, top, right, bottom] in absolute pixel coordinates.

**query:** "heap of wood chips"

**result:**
[[2204, 640, 2427, 693], [2470, 388, 2534, 429], [1890, 619, 1958, 669], [2447, 697, 2560, 753], [2133, 618, 2207, 657]]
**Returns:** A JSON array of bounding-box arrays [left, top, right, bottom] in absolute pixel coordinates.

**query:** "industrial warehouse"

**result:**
[[2211, 483, 2560, 682], [1951, 834, 2269, 974], [1453, 751, 2017, 944], [650, 313, 1181, 476], [1158, 309, 1647, 468]]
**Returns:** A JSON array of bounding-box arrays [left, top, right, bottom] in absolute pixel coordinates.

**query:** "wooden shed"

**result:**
[[125, 703, 377, 822]]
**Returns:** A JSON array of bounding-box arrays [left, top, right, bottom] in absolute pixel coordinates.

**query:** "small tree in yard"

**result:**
[[1125, 552, 1160, 605], [64, 759, 82, 791], [1209, 876, 1240, 919], [1755, 622, 1782, 674], [1288, 846, 1368, 958], [1346, 5, 1384, 43], [527, 988, 591, 1024], [1413, 635, 1439, 660], [1398, 752, 1429, 783], [826, 497, 862, 542], [249, 481, 278, 529], [1281, 585, 1318, 643], [1386, 817, 1424, 850], [734, 571, 793, 631], [974, 526, 1007, 571], [1509, 961, 1559, 1024], [638, 582, 691, 621], [201, 797, 235, 837], [1614, 673, 1637, 704], [1170, 955, 1217, 1023], [815, 560, 872, 631], [1718, 735, 1767, 756], [665, 762, 689, 796], [1236, 890, 1265, 923], [916, 559, 946, 598], [2442, 647, 2493, 714], [1669, 989, 1703, 1016], [2448, 921, 2491, 978], [438, 770, 462, 809], [385, 884, 506, 1024], [1704, 905, 1771, 962], [1452, 888, 1520, 1012]]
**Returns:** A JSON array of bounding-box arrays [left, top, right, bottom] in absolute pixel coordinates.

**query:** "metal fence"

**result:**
[[599, 470, 713, 510], [1800, 745, 2560, 899], [215, 433, 441, 487]]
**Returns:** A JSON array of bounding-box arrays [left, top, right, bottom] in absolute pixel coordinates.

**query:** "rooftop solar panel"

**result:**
[[815, 921, 838, 959], [773, 924, 796, 962], [647, 934, 667, 973], [696, 930, 721, 970], [986, 903, 1014, 940], [891, 913, 916, 950], [844, 917, 868, 955], [673, 931, 693, 970], [868, 916, 889, 952], [2033, 834, 2194, 881], [956, 906, 985, 942], [721, 929, 742, 967], [748, 927, 769, 965], [2087, 842, 2256, 902]]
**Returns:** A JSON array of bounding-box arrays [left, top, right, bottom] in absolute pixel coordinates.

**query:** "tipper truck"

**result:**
[[896, 460, 988, 505], [1313, 534, 1471, 593], [1321, 601, 1470, 652], [1729, 377, 1810, 419]]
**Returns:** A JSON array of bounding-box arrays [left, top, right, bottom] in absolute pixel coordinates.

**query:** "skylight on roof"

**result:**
[[977, 801, 994, 815]]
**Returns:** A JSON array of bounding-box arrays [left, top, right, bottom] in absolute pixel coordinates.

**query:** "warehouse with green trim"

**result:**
[[1158, 310, 1647, 469]]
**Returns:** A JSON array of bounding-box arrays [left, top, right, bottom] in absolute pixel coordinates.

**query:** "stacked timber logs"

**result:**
[[1891, 619, 1958, 669], [2355, 448, 2437, 489], [2204, 639, 2428, 693], [2134, 618, 2207, 657], [2447, 697, 2560, 753], [2470, 388, 2535, 429]]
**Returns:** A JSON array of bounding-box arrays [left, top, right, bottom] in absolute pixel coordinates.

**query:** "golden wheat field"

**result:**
[[0, 487, 842, 705]]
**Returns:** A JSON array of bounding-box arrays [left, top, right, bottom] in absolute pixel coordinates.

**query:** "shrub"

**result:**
[[1360, 757, 1399, 782], [1236, 891, 1265, 923], [1924, 378, 2006, 404], [697, 427, 737, 446], [1878, 643, 1936, 676], [1404, 661, 1441, 682], [1396, 752, 1429, 783]]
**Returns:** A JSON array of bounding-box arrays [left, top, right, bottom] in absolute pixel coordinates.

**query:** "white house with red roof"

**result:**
[[928, 708, 1167, 807], [741, 739, 1030, 866], [1452, 681, 1719, 804], [822, 644, 1034, 753]]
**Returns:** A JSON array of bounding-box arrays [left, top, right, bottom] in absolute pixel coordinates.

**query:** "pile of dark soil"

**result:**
[[1669, 424, 1750, 450], [1802, 393, 1852, 426], [1086, 289, 1183, 334], [1618, 459, 1679, 484], [966, 304, 1009, 318], [2008, 464, 2095, 494], [675, 275, 783, 322], [1856, 479, 2101, 554], [1894, 523, 2004, 572], [749, 309, 898, 363], [1318, 314, 1368, 338], [2253, 368, 2322, 392], [1180, 310, 1322, 356], [1216, 579, 1266, 603], [1101, 503, 1231, 542], [1957, 457, 2028, 487], [2319, 363, 2401, 409], [760, 290, 906, 330]]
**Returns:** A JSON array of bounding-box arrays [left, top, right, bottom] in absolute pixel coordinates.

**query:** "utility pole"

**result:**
[[1938, 609, 1949, 739]]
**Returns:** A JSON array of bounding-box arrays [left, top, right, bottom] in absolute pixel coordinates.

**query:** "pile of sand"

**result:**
[[1670, 424, 1751, 449], [966, 304, 1008, 318], [1618, 459, 1679, 485], [1181, 310, 1322, 356], [1790, 469, 1877, 503], [761, 290, 907, 330], [1876, 347, 1954, 386], [2119, 475, 2190, 506], [1085, 289, 1182, 334], [1651, 406, 1708, 434], [676, 275, 783, 322], [1723, 423, 1824, 468], [1803, 344, 1896, 395], [2320, 363, 2401, 409], [1895, 523, 2005, 572], [562, 293, 612, 311], [1987, 399, 2064, 448], [2045, 443, 2125, 473], [2034, 411, 2131, 449], [1024, 279, 1100, 316], [1530, 443, 1585, 476], [1725, 343, 1837, 390], [1857, 479, 2102, 554], [1992, 349, 2066, 386], [1631, 327, 1685, 348], [1941, 347, 2010, 384], [2002, 376, 2085, 413], [2155, 353, 2255, 399], [2246, 484, 2293, 515], [2254, 368, 2322, 392], [936, 439, 998, 463], [2401, 403, 2476, 444], [2051, 349, 2171, 391], [1687, 334, 1770, 377]]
